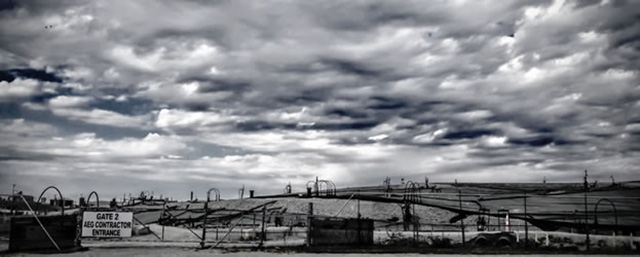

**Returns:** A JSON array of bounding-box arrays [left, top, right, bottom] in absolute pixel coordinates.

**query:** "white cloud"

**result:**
[[155, 108, 238, 130], [48, 95, 92, 108], [368, 134, 389, 141], [50, 106, 150, 128], [413, 128, 447, 144], [0, 79, 40, 101]]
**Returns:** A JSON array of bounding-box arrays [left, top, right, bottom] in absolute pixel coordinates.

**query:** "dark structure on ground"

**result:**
[[309, 217, 373, 246], [9, 215, 79, 252]]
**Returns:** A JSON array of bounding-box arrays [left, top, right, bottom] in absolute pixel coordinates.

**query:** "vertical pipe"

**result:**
[[162, 203, 165, 241], [260, 206, 266, 246], [524, 191, 528, 248], [11, 184, 16, 216], [201, 204, 207, 248], [584, 170, 590, 251], [413, 202, 417, 245], [458, 190, 465, 246], [545, 232, 549, 246], [612, 232, 615, 248], [356, 198, 362, 244], [75, 207, 84, 247], [357, 190, 361, 244], [357, 193, 360, 219], [306, 202, 313, 247]]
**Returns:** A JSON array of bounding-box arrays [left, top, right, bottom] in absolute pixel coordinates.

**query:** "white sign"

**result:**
[[82, 211, 133, 237]]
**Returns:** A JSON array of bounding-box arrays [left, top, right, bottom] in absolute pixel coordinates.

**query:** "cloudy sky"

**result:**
[[1, 0, 639, 200]]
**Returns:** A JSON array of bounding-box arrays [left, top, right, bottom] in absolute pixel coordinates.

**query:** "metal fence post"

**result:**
[[524, 191, 528, 248], [260, 205, 266, 246], [306, 202, 313, 247], [162, 202, 165, 241], [458, 190, 465, 247], [201, 208, 207, 248], [584, 170, 590, 251]]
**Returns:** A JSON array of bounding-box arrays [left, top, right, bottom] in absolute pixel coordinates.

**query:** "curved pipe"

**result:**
[[306, 181, 315, 189], [594, 198, 618, 230], [318, 181, 327, 195], [403, 181, 419, 203], [86, 191, 99, 209], [326, 181, 336, 195], [308, 180, 337, 197], [207, 188, 220, 202], [35, 186, 64, 216]]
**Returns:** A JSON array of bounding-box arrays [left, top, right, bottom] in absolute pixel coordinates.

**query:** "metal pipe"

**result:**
[[35, 186, 65, 216], [260, 205, 266, 247], [594, 198, 618, 232], [86, 191, 99, 209], [458, 189, 465, 246], [306, 202, 313, 247], [524, 190, 528, 247], [162, 202, 166, 241], [207, 188, 220, 202], [201, 203, 208, 248], [584, 170, 590, 251]]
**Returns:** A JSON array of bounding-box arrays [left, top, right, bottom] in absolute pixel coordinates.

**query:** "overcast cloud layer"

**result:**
[[1, 0, 639, 200]]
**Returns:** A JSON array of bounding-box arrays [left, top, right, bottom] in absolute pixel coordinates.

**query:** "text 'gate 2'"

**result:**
[[81, 211, 133, 238]]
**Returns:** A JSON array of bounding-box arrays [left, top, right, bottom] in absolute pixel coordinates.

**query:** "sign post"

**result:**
[[81, 212, 133, 238]]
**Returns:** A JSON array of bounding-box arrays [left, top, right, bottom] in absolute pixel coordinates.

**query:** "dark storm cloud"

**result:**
[[319, 58, 402, 80], [507, 136, 574, 147], [0, 68, 63, 83], [442, 129, 499, 140], [0, 0, 18, 12]]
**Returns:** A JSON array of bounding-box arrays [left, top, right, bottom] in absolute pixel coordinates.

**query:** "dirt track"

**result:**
[[0, 247, 629, 257]]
